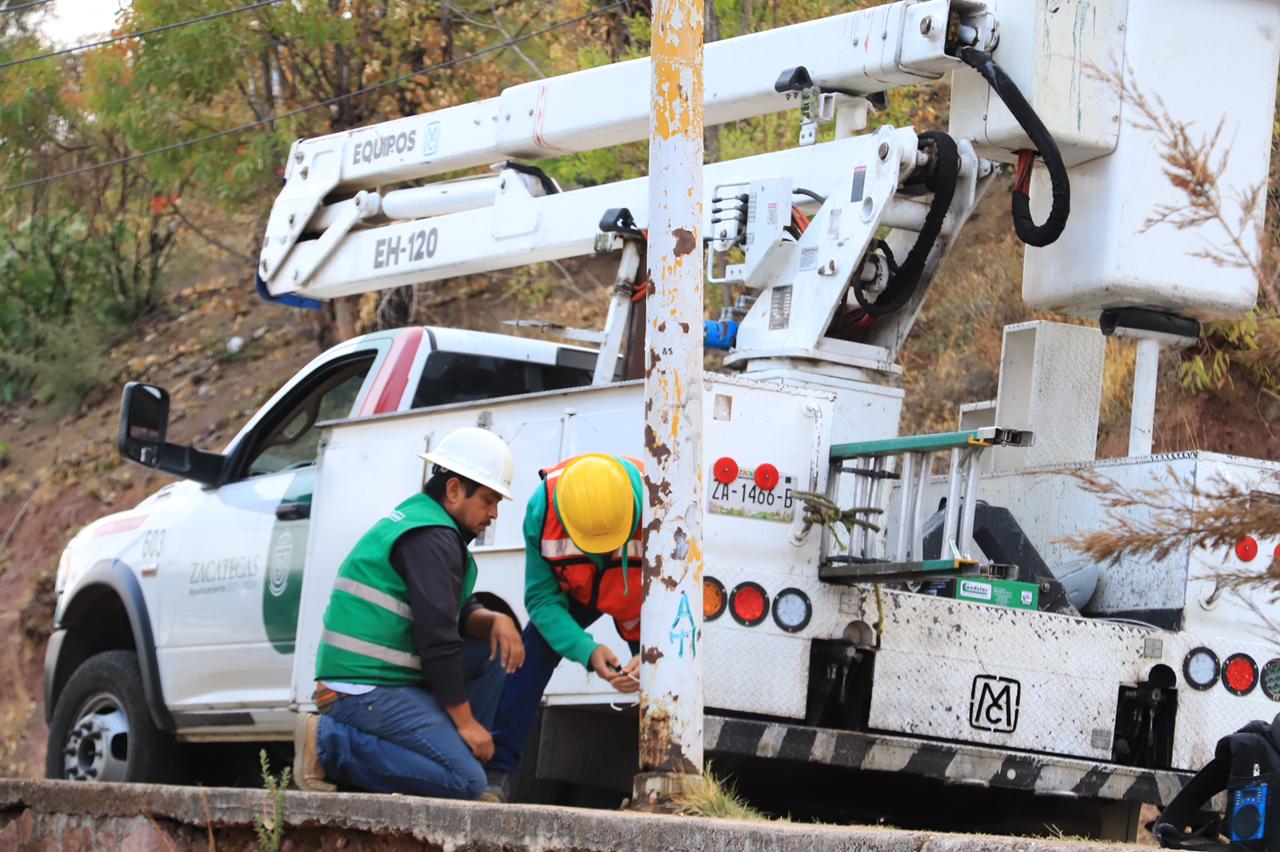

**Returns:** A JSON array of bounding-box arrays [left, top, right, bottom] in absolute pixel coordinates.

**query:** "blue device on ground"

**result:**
[[1231, 781, 1268, 843]]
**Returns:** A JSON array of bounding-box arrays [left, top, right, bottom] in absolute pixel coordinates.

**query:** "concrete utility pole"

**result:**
[[636, 0, 705, 808]]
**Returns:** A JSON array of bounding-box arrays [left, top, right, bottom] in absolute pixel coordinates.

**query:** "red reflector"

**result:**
[[1224, 654, 1259, 696], [713, 456, 739, 485], [730, 582, 768, 626], [1237, 536, 1259, 562], [754, 463, 780, 491]]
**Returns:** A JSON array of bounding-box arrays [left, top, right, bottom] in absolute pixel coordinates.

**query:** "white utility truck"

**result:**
[[44, 0, 1280, 838]]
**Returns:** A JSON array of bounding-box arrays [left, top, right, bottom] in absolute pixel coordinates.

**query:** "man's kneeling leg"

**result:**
[[318, 689, 486, 799]]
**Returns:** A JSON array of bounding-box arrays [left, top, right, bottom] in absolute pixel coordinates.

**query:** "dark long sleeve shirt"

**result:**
[[389, 525, 483, 706]]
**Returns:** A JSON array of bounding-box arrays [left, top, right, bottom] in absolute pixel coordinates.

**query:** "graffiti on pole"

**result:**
[[669, 589, 697, 657]]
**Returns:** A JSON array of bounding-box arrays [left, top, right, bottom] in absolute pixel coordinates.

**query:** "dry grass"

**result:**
[[674, 771, 774, 822]]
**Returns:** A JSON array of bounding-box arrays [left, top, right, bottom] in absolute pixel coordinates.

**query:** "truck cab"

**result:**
[[44, 326, 594, 779]]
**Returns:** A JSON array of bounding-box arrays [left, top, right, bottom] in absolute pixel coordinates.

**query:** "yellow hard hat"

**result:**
[[556, 455, 636, 555]]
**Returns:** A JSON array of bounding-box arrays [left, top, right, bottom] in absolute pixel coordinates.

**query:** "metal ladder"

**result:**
[[817, 427, 1033, 584]]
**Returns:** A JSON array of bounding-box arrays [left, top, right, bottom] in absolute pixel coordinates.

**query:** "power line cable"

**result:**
[[0, 1, 628, 194], [1, 0, 56, 15], [0, 0, 282, 70], [2, 0, 55, 14]]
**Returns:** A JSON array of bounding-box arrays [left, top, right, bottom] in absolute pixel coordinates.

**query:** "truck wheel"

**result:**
[[45, 650, 175, 783]]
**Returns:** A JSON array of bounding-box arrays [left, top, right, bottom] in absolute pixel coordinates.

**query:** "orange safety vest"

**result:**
[[539, 455, 644, 641]]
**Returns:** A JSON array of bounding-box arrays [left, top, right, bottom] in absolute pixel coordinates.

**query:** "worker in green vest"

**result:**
[[292, 427, 525, 799]]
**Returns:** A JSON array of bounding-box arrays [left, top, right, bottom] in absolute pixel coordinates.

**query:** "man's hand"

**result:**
[[589, 644, 621, 680], [488, 613, 525, 673], [445, 700, 494, 762], [589, 646, 640, 694], [608, 654, 640, 694], [457, 719, 495, 762]]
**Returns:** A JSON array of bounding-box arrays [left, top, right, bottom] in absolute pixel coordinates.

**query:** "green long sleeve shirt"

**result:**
[[522, 484, 601, 668]]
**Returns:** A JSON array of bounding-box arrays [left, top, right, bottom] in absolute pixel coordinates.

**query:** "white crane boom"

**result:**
[[259, 0, 997, 295]]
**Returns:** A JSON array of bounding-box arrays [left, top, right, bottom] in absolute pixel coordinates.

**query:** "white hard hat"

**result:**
[[419, 427, 515, 499]]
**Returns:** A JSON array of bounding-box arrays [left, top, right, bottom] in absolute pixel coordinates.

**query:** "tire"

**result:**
[[45, 650, 177, 783]]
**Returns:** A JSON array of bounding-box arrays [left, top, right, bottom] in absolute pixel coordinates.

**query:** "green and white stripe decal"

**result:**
[[262, 470, 313, 654]]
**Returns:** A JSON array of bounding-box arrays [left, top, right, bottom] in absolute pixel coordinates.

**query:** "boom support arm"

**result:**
[[259, 0, 997, 292]]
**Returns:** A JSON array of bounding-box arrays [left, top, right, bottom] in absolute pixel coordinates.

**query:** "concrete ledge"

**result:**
[[0, 779, 1126, 851]]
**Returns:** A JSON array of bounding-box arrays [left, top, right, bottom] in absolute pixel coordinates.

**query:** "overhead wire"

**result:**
[[0, 0, 283, 71], [0, 0, 56, 15], [0, 0, 630, 194]]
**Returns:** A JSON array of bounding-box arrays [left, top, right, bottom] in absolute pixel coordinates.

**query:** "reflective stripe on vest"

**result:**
[[334, 577, 413, 620], [541, 536, 643, 561], [320, 628, 422, 671], [314, 492, 476, 686]]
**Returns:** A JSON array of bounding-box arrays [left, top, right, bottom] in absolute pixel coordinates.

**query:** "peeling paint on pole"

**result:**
[[637, 0, 704, 806]]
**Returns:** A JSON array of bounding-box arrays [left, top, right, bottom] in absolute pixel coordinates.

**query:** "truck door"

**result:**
[[155, 342, 387, 719]]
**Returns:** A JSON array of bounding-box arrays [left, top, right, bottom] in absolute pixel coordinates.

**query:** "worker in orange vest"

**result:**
[[484, 454, 644, 800]]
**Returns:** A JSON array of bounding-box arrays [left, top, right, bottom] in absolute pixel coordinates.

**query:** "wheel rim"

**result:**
[[62, 692, 131, 782]]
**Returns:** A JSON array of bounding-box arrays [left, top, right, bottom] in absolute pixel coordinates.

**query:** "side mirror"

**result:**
[[118, 383, 169, 465], [117, 382, 227, 486]]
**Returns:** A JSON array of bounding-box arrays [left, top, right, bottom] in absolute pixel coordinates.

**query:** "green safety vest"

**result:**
[[314, 493, 476, 686]]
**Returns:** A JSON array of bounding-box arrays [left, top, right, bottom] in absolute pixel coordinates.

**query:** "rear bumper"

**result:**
[[706, 715, 1192, 807]]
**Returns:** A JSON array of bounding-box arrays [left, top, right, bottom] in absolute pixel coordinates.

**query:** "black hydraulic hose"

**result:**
[[958, 46, 1070, 247], [853, 131, 960, 317]]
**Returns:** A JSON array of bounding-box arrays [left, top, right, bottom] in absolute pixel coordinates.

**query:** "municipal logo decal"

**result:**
[[269, 530, 293, 598], [969, 675, 1021, 733]]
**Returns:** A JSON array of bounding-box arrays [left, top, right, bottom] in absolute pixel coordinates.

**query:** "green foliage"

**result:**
[[0, 206, 173, 411], [0, 319, 114, 417], [253, 749, 291, 852], [1179, 311, 1280, 394], [0, 0, 955, 418]]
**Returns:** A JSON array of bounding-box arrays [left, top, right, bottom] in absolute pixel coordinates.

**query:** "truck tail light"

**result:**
[[713, 457, 739, 484], [1236, 536, 1259, 562], [771, 588, 812, 632], [704, 577, 726, 621], [1223, 653, 1259, 696], [730, 582, 768, 626], [1262, 659, 1280, 702], [1183, 647, 1219, 690], [754, 463, 780, 491]]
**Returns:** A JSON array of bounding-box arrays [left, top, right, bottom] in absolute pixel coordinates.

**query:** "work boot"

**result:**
[[477, 769, 510, 803], [293, 712, 336, 793]]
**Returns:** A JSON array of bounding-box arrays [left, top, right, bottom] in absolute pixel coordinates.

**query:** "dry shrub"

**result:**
[[1070, 467, 1280, 595], [1070, 70, 1280, 590]]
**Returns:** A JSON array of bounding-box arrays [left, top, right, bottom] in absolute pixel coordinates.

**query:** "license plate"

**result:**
[[707, 467, 796, 523]]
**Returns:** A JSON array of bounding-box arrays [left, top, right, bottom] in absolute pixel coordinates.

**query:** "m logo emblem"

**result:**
[[969, 675, 1021, 733]]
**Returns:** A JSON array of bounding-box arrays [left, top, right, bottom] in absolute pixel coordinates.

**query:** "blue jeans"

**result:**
[[489, 601, 637, 775], [316, 638, 506, 799]]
